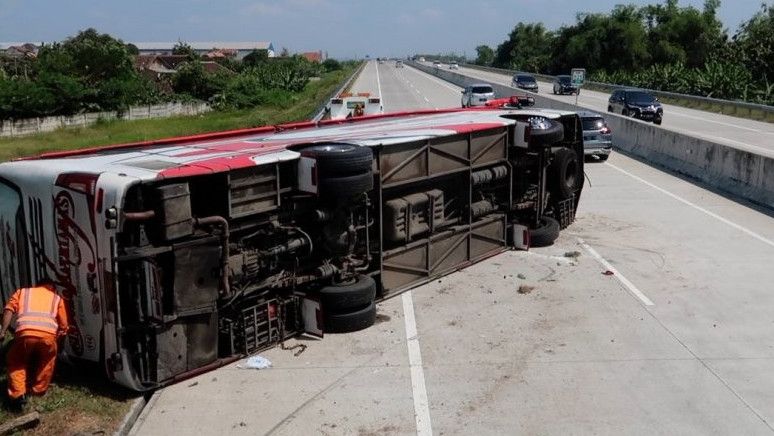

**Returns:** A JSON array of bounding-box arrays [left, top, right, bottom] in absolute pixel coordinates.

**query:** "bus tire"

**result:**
[[318, 171, 373, 198], [300, 144, 373, 177], [549, 147, 581, 200], [320, 275, 376, 312], [324, 301, 377, 333], [530, 120, 564, 147], [530, 216, 560, 247]]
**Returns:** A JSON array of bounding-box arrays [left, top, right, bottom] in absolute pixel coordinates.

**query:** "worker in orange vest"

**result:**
[[1, 279, 69, 411]]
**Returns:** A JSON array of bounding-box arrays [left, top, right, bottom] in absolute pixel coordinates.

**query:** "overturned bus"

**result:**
[[0, 105, 584, 391]]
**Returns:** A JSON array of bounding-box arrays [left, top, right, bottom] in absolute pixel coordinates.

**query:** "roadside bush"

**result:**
[[0, 73, 87, 118], [322, 58, 341, 72], [214, 72, 296, 110], [589, 60, 767, 103], [172, 62, 228, 101], [95, 75, 160, 111]]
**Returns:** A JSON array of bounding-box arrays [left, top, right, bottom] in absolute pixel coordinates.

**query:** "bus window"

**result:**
[[0, 181, 29, 304]]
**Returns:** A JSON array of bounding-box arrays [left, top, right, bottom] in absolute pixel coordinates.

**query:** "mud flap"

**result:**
[[510, 223, 530, 250], [297, 156, 318, 194], [301, 296, 324, 338]]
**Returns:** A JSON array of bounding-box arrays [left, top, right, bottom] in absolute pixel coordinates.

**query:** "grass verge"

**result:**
[[0, 354, 136, 435], [0, 64, 358, 162], [0, 63, 360, 434]]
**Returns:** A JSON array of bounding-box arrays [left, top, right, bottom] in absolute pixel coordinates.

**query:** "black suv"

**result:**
[[552, 75, 579, 95], [608, 89, 663, 125], [512, 74, 538, 92]]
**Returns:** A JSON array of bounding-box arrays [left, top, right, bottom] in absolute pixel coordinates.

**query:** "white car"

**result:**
[[449, 63, 459, 70], [461, 83, 495, 107]]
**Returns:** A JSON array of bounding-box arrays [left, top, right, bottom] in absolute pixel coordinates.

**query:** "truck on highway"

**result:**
[[326, 92, 383, 119], [0, 104, 584, 391]]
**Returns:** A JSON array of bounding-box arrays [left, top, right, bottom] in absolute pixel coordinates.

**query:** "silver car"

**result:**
[[579, 111, 612, 161], [461, 83, 495, 107]]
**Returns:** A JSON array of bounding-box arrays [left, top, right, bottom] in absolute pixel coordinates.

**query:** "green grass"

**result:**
[[0, 336, 136, 434], [0, 65, 357, 162]]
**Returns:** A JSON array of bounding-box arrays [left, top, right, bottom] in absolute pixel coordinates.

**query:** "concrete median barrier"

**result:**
[[409, 61, 774, 209]]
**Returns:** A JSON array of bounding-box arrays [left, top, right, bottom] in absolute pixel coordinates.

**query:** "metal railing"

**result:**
[[461, 63, 774, 122]]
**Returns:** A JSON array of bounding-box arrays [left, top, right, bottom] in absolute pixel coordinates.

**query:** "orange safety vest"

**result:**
[[15, 287, 61, 335]]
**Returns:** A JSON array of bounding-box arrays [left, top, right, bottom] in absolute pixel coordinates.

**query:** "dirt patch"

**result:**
[[517, 285, 535, 294], [358, 424, 400, 436], [564, 251, 581, 259], [25, 408, 112, 435], [374, 313, 392, 324]]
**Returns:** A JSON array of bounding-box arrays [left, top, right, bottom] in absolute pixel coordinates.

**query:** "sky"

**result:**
[[0, 0, 767, 59]]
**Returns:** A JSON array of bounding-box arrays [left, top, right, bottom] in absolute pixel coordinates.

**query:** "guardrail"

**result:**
[[408, 60, 774, 209], [312, 61, 367, 122], [460, 63, 774, 123]]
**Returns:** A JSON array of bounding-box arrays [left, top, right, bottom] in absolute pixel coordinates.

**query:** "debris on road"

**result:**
[[0, 411, 40, 434], [280, 341, 308, 357], [602, 270, 615, 276], [564, 251, 581, 259], [517, 285, 535, 294], [237, 355, 273, 370], [517, 273, 527, 279]]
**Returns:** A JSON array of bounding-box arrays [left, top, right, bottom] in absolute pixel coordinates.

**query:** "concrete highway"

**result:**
[[443, 63, 774, 158], [132, 61, 774, 435]]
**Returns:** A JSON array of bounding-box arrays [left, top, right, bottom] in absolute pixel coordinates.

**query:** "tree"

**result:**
[[474, 45, 494, 66], [59, 28, 136, 85], [322, 58, 341, 72], [493, 23, 552, 72], [243, 49, 269, 66], [172, 61, 227, 101], [549, 6, 650, 74], [32, 28, 150, 111], [733, 3, 774, 83], [172, 41, 198, 60], [643, 0, 726, 67]]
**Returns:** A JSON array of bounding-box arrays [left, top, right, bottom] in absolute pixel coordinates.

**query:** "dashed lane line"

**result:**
[[578, 238, 655, 306], [402, 291, 433, 436]]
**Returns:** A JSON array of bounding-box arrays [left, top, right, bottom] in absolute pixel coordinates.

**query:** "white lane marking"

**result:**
[[402, 291, 433, 436], [607, 163, 774, 249], [406, 65, 462, 92], [669, 111, 762, 132], [423, 97, 429, 103], [375, 60, 383, 103], [578, 238, 655, 306]]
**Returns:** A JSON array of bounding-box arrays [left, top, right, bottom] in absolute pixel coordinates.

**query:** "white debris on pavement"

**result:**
[[237, 355, 272, 370]]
